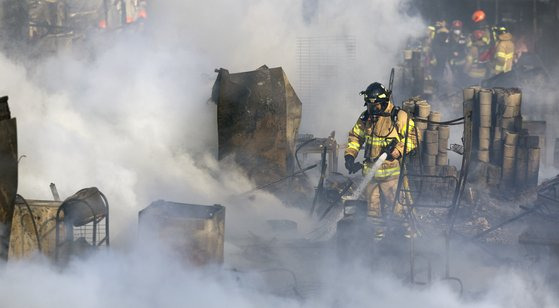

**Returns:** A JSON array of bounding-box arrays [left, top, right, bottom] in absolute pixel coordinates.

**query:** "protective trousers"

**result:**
[[365, 177, 404, 218]]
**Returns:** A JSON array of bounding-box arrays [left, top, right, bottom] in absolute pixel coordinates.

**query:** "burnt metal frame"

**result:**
[[391, 102, 471, 291], [296, 131, 338, 174], [14, 195, 43, 253], [442, 100, 473, 292], [54, 191, 110, 262], [309, 146, 328, 216]]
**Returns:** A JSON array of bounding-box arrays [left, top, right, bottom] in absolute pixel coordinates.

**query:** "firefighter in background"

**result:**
[[471, 10, 491, 47], [27, 0, 66, 39], [490, 27, 515, 76], [99, 0, 147, 29], [464, 30, 490, 83], [125, 0, 148, 24], [422, 21, 447, 76], [430, 20, 450, 81], [448, 20, 469, 85], [344, 83, 419, 237], [421, 24, 437, 79]]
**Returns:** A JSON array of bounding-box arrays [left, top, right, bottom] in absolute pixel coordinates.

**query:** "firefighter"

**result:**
[[449, 20, 469, 85], [490, 27, 515, 76], [421, 24, 437, 83], [430, 20, 450, 81], [344, 83, 418, 237], [471, 10, 491, 47], [464, 30, 490, 83]]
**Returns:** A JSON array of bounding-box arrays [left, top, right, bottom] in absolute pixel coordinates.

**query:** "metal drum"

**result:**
[[59, 187, 108, 227]]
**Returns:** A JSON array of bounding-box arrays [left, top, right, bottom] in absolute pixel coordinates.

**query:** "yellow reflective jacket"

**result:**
[[345, 103, 419, 180], [492, 33, 515, 74]]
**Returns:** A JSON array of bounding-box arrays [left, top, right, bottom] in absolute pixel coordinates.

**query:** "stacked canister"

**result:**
[[438, 125, 449, 166], [423, 127, 438, 175], [402, 98, 450, 176], [415, 100, 430, 136], [467, 87, 540, 190], [502, 131, 518, 187], [477, 89, 492, 163]]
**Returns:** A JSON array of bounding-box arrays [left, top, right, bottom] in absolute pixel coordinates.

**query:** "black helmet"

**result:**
[[495, 26, 508, 35], [360, 82, 390, 108]]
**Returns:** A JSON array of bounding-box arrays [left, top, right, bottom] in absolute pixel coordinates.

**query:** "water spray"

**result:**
[[348, 152, 388, 200]]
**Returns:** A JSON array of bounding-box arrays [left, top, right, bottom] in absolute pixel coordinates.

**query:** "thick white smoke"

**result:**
[[2, 0, 426, 243], [0, 0, 556, 307]]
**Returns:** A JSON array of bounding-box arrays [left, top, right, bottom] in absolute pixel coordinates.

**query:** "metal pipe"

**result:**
[[15, 195, 42, 253], [243, 164, 318, 194], [310, 147, 328, 216], [100, 192, 110, 247], [472, 206, 537, 239], [410, 228, 415, 284], [50, 183, 60, 201]]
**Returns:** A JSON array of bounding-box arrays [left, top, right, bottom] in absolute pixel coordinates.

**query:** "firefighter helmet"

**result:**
[[495, 26, 508, 35], [360, 82, 390, 111], [472, 10, 486, 23], [451, 20, 463, 29]]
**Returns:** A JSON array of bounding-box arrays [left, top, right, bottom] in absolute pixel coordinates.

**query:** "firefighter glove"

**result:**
[[344, 155, 362, 174]]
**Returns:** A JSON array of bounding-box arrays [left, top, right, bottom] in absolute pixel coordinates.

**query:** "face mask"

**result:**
[[367, 101, 386, 115]]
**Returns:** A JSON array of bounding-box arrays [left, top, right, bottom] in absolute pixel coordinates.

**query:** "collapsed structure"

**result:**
[[211, 65, 308, 200], [0, 96, 17, 261]]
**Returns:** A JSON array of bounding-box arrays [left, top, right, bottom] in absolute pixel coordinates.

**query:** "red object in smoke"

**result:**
[[473, 30, 485, 41], [479, 47, 494, 62], [452, 20, 463, 29], [98, 19, 107, 29], [126, 16, 134, 23], [472, 10, 486, 23], [138, 9, 147, 19]]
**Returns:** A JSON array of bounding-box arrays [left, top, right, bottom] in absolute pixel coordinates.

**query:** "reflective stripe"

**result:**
[[370, 139, 392, 146], [363, 164, 400, 178], [403, 141, 415, 152], [398, 120, 417, 152], [352, 125, 364, 137], [375, 166, 400, 178], [347, 141, 360, 151], [496, 52, 514, 60]]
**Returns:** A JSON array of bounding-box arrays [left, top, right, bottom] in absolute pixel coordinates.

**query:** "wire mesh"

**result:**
[[404, 174, 458, 208], [73, 218, 107, 246]]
